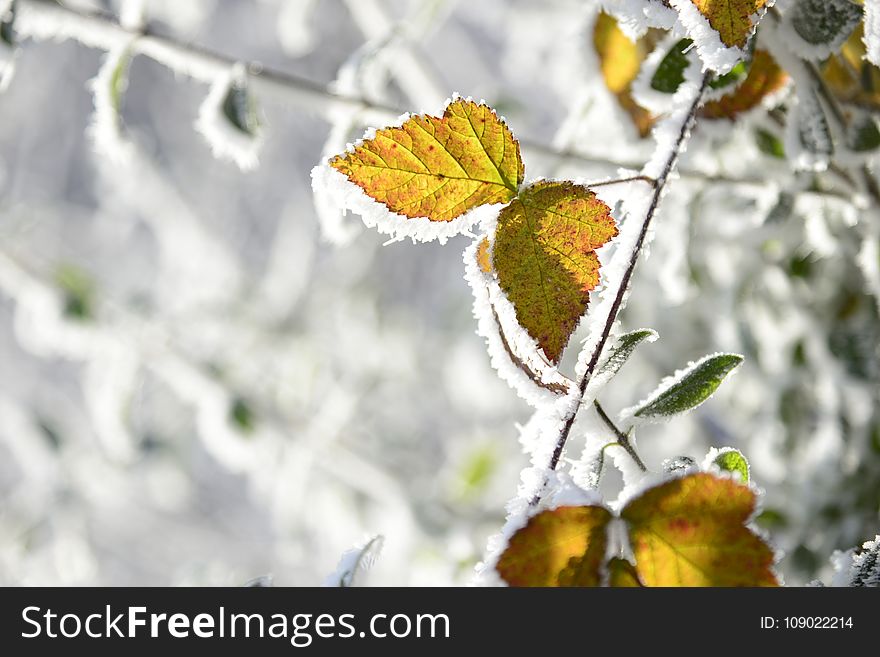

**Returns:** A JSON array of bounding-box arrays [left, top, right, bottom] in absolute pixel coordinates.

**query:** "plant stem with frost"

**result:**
[[531, 72, 712, 506]]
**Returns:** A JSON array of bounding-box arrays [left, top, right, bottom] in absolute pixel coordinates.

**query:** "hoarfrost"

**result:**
[[323, 535, 384, 587], [194, 63, 264, 171], [88, 41, 136, 163]]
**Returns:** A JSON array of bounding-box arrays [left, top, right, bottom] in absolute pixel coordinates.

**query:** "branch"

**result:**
[[12, 0, 851, 200], [531, 72, 712, 505], [592, 400, 646, 472]]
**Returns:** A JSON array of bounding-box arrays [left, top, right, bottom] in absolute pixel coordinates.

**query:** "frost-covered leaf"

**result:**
[[496, 506, 612, 587], [196, 65, 264, 171], [329, 98, 522, 223], [700, 50, 787, 120], [709, 59, 749, 90], [621, 473, 778, 586], [651, 38, 692, 93], [593, 12, 656, 137], [786, 88, 834, 171], [713, 447, 749, 481], [322, 535, 384, 587], [789, 0, 862, 49], [631, 353, 743, 420], [607, 557, 644, 587], [687, 0, 769, 48], [597, 328, 659, 379], [493, 181, 617, 364], [848, 536, 880, 587]]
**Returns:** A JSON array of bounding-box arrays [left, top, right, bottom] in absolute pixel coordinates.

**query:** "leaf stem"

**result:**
[[585, 175, 657, 188], [593, 401, 646, 472], [530, 73, 711, 506]]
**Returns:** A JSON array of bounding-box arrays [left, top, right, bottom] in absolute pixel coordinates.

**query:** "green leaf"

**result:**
[[1, 0, 15, 47], [622, 473, 779, 586], [710, 60, 748, 90], [223, 80, 261, 136], [55, 264, 95, 321], [713, 447, 750, 481], [632, 353, 743, 420], [847, 113, 880, 152], [229, 397, 256, 434], [493, 181, 617, 364], [755, 128, 785, 158], [597, 328, 658, 379], [496, 506, 612, 587], [330, 98, 523, 223], [789, 0, 862, 47], [651, 38, 692, 94]]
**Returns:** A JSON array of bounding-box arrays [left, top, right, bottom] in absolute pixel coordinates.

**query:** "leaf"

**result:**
[[822, 24, 880, 111], [621, 473, 778, 586], [330, 98, 523, 223], [1, 0, 15, 47], [476, 237, 492, 273], [632, 353, 743, 420], [709, 59, 749, 90], [607, 557, 644, 587], [496, 506, 612, 587], [492, 181, 617, 364], [651, 39, 692, 94], [755, 127, 785, 158], [700, 50, 787, 120], [223, 80, 260, 136], [593, 12, 657, 138], [847, 112, 880, 152], [689, 0, 769, 48], [713, 448, 749, 481], [789, 0, 862, 48], [597, 329, 659, 379]]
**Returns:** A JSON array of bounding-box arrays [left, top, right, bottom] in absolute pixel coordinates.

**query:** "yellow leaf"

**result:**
[[330, 99, 523, 223], [593, 12, 657, 138], [496, 506, 612, 587], [822, 24, 880, 112], [476, 237, 492, 274], [621, 473, 779, 586], [690, 0, 769, 48], [492, 181, 617, 364], [608, 557, 644, 587]]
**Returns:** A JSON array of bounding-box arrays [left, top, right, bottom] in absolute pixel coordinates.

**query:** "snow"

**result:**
[[779, 0, 863, 62], [194, 63, 264, 171], [864, 0, 880, 67], [88, 42, 135, 163], [600, 0, 677, 40]]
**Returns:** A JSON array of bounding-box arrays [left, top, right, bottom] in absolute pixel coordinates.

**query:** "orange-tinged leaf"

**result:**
[[700, 49, 787, 119], [330, 99, 523, 223], [608, 557, 644, 587], [492, 181, 617, 364], [496, 506, 612, 587], [477, 237, 492, 274], [593, 12, 657, 138], [690, 0, 769, 48], [621, 473, 779, 587]]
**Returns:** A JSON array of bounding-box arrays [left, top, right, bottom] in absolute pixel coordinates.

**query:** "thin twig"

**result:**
[[530, 73, 712, 506], [592, 400, 646, 472], [12, 0, 854, 199]]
